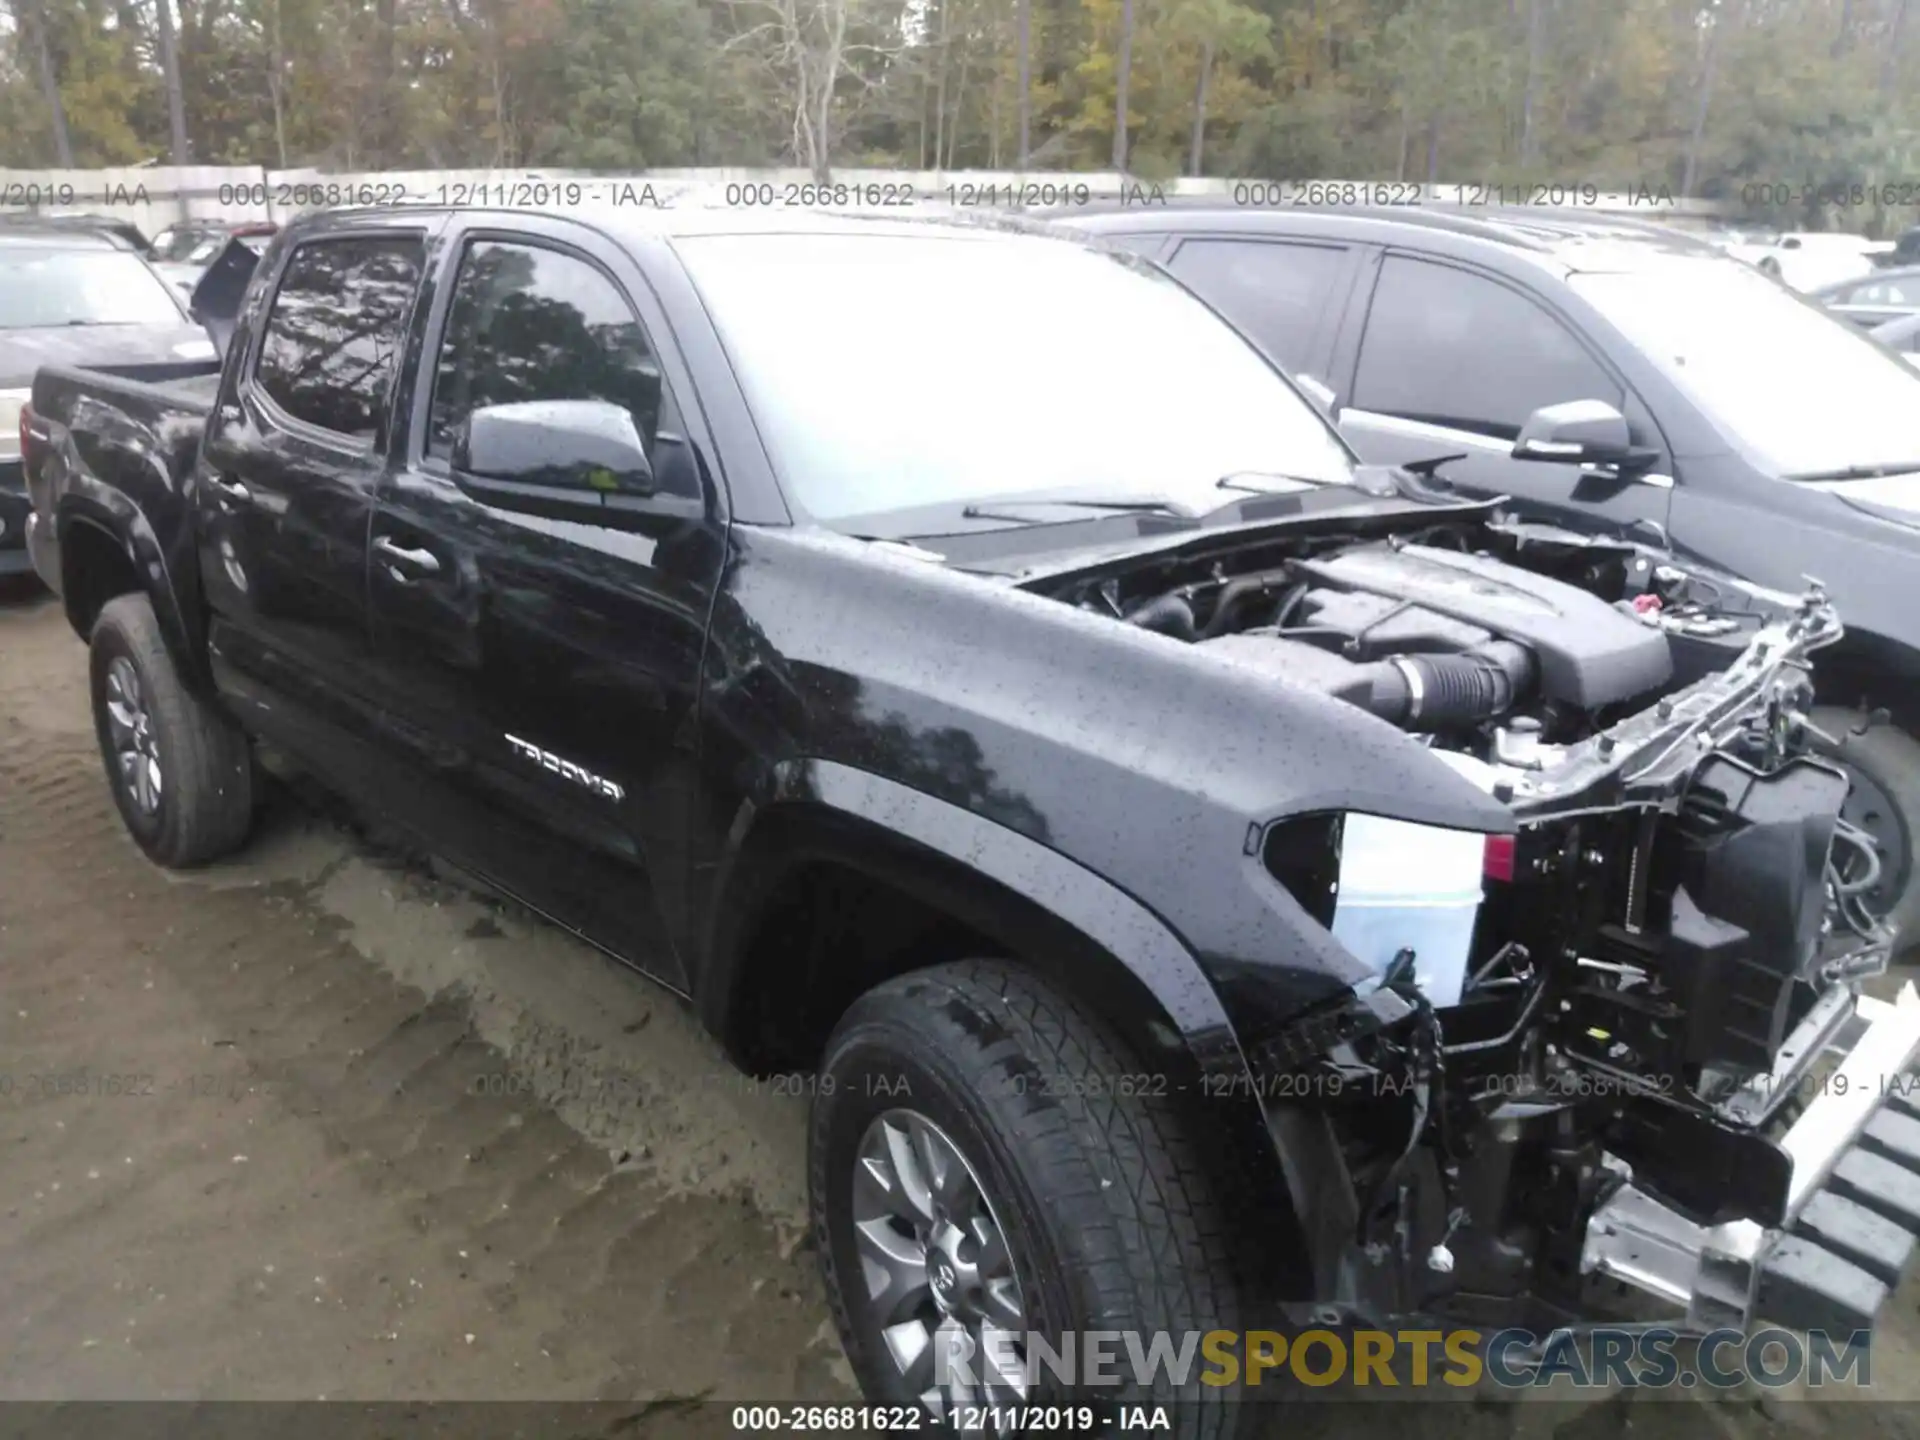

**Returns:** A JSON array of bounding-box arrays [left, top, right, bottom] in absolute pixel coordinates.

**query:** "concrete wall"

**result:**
[[1, 165, 1733, 236]]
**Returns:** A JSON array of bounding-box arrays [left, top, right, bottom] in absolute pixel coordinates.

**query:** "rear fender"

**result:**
[[57, 495, 210, 695]]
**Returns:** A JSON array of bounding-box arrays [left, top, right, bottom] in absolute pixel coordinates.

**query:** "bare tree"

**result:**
[[1518, 0, 1547, 165], [1189, 34, 1212, 176], [23, 0, 74, 167], [725, 0, 902, 182], [1885, 0, 1912, 94], [155, 0, 193, 164], [1681, 0, 1739, 199], [267, 0, 289, 168], [1016, 0, 1030, 168], [1112, 0, 1134, 171]]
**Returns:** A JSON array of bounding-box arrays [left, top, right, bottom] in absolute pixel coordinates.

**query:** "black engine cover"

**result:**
[[1295, 543, 1673, 709]]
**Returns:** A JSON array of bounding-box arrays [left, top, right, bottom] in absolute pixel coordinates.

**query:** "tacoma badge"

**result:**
[[504, 734, 626, 803]]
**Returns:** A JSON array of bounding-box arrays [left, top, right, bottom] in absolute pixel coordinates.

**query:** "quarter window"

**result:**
[[1353, 255, 1621, 439], [426, 241, 665, 461], [1169, 239, 1349, 373], [254, 235, 424, 441]]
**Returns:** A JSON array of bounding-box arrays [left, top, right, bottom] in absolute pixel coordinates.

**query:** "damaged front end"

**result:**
[[1026, 505, 1919, 1339], [1250, 572, 1919, 1338]]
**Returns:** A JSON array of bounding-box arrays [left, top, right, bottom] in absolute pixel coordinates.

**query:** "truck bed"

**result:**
[[36, 359, 223, 416], [23, 359, 225, 594]]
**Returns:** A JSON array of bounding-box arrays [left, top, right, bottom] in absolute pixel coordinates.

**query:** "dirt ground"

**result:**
[[2, 585, 1919, 1439]]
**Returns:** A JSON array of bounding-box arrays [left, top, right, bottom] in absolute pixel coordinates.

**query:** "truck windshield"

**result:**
[[0, 247, 186, 329], [1570, 261, 1920, 479], [674, 231, 1359, 521]]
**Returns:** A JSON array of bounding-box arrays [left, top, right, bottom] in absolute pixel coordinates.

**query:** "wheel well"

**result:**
[[60, 520, 141, 641], [716, 828, 1307, 1309], [723, 857, 1004, 1076], [713, 816, 1218, 1097], [1812, 632, 1920, 735]]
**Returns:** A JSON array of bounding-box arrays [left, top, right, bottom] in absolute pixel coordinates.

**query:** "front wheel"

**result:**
[[810, 961, 1244, 1438], [88, 592, 253, 867], [1811, 706, 1920, 945]]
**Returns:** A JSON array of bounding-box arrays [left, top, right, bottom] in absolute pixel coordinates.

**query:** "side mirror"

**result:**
[[1512, 399, 1659, 475], [453, 399, 704, 529], [1295, 373, 1338, 417]]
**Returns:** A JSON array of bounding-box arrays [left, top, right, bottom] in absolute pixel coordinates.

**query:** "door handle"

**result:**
[[208, 475, 250, 503], [373, 536, 443, 576]]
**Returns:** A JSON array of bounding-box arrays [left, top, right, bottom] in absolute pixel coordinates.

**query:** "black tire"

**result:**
[[88, 592, 253, 868], [1811, 706, 1920, 944], [811, 960, 1244, 1438]]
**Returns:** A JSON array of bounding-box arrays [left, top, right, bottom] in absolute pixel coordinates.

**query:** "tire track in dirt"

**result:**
[[0, 599, 846, 1415]]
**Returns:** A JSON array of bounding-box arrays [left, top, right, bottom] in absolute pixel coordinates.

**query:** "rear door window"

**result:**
[[1352, 254, 1621, 439], [253, 234, 425, 442], [1167, 238, 1353, 374]]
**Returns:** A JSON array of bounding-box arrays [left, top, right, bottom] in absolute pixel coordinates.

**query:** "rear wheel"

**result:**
[[810, 960, 1245, 1438], [88, 593, 253, 867], [1811, 706, 1920, 945]]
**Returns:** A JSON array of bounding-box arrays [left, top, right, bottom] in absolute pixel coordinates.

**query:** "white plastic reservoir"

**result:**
[[1330, 751, 1500, 1010]]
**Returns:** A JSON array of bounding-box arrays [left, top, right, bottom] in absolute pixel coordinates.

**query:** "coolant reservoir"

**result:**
[[1331, 751, 1500, 1009]]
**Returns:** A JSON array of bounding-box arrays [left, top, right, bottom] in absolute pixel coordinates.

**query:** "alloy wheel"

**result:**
[[104, 657, 163, 817], [850, 1108, 1031, 1423]]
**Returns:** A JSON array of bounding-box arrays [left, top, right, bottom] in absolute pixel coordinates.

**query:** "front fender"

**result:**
[[705, 757, 1249, 1081], [698, 757, 1326, 1293]]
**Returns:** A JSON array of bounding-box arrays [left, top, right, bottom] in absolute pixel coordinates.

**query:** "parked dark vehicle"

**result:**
[[20, 205, 1920, 1429], [1888, 224, 1920, 268], [0, 210, 152, 253], [1055, 202, 1920, 944], [1, 228, 218, 579], [1808, 264, 1920, 328]]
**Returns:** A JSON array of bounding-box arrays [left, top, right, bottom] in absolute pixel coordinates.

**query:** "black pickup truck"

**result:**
[[20, 204, 1920, 1426]]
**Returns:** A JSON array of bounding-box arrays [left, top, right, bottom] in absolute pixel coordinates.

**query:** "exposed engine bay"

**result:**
[[1028, 508, 1920, 1338]]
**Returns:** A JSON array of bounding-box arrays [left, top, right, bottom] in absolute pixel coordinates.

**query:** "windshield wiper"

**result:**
[[1215, 471, 1328, 495], [1786, 462, 1920, 482], [959, 494, 1190, 523], [851, 534, 947, 561]]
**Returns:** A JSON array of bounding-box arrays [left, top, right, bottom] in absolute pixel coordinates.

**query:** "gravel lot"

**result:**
[[3, 586, 1918, 1438]]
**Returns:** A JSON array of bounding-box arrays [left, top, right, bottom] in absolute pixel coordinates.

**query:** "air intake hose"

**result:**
[[1359, 641, 1534, 728]]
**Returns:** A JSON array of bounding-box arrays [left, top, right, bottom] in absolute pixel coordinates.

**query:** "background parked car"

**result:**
[[0, 227, 218, 581], [1810, 264, 1920, 327], [1719, 229, 1883, 290], [147, 219, 280, 296], [1053, 200, 1920, 941], [1872, 310, 1920, 367], [0, 210, 152, 254]]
